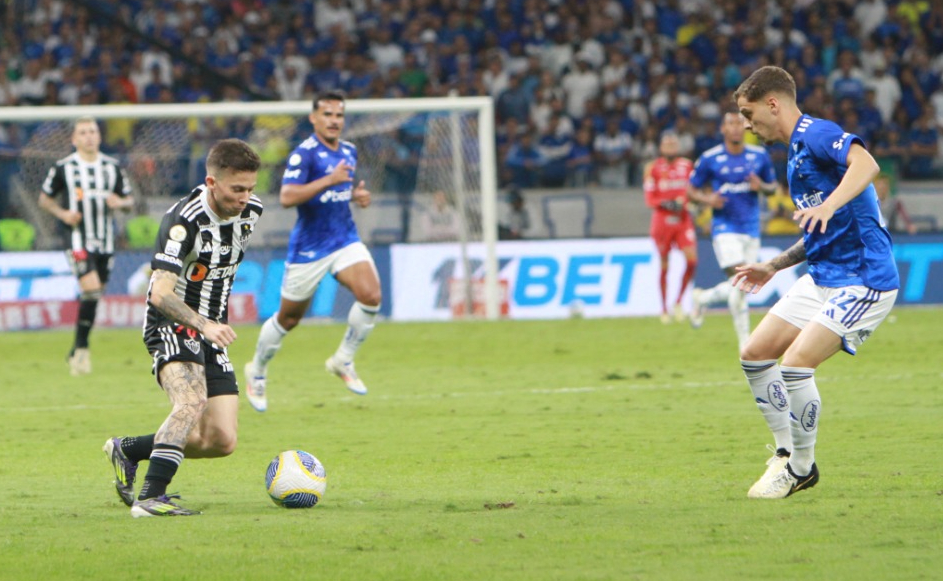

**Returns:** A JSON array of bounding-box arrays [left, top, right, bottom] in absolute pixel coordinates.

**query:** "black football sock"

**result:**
[[137, 445, 184, 501], [120, 434, 156, 464], [75, 298, 99, 348]]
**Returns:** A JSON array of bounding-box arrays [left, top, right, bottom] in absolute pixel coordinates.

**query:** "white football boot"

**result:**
[[326, 355, 367, 395], [747, 444, 790, 498], [750, 462, 819, 499], [244, 362, 268, 412], [689, 288, 705, 329]]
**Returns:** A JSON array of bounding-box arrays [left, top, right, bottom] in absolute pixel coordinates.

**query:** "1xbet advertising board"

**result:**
[[1, 236, 941, 326], [390, 236, 943, 321]]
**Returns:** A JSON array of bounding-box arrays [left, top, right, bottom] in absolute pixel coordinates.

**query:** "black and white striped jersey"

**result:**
[[145, 185, 263, 331], [41, 152, 132, 254]]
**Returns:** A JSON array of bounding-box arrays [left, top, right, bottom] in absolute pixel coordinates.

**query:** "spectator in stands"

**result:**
[[504, 130, 545, 189], [499, 188, 531, 240], [567, 127, 596, 187], [827, 50, 867, 104], [370, 27, 405, 76], [898, 65, 929, 122], [854, 0, 889, 39], [594, 116, 634, 189], [496, 73, 532, 125], [417, 190, 462, 243], [537, 115, 573, 187], [867, 59, 902, 122], [873, 125, 911, 178], [12, 57, 50, 105], [857, 88, 885, 141], [315, 0, 356, 36], [906, 109, 940, 179], [561, 54, 601, 119]]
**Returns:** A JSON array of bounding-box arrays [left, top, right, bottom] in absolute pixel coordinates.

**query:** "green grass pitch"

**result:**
[[0, 308, 940, 580]]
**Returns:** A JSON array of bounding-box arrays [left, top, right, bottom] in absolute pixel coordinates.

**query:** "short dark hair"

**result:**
[[733, 66, 797, 104], [206, 139, 261, 174], [312, 90, 347, 111]]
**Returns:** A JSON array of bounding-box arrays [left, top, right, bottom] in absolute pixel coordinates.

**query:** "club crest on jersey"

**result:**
[[240, 222, 253, 241], [184, 338, 201, 354]]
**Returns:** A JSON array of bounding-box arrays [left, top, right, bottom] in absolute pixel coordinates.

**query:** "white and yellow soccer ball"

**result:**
[[265, 450, 327, 508]]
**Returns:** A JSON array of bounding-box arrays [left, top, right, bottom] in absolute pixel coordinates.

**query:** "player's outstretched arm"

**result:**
[[148, 269, 237, 347], [793, 143, 879, 233], [732, 238, 806, 294]]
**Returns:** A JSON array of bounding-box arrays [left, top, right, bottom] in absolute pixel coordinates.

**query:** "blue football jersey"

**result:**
[[689, 143, 777, 237], [787, 115, 899, 291], [282, 135, 361, 264]]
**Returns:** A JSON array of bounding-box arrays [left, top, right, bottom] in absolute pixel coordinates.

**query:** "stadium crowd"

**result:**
[[1, 0, 942, 206]]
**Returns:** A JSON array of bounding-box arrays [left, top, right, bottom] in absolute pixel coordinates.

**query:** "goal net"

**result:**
[[0, 98, 501, 319]]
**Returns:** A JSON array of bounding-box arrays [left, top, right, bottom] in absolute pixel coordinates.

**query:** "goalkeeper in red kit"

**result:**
[[642, 131, 697, 323]]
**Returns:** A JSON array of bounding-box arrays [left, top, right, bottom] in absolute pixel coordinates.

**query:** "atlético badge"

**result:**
[[184, 338, 201, 354], [169, 225, 187, 242]]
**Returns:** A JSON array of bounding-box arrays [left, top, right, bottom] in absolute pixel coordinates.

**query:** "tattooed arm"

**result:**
[[731, 238, 806, 295], [149, 269, 238, 347], [767, 238, 807, 271]]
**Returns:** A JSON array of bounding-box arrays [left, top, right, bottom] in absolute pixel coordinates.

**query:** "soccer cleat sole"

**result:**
[[325, 357, 368, 395], [103, 437, 136, 507]]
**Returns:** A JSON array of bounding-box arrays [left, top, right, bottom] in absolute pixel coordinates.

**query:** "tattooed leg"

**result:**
[[155, 361, 208, 449]]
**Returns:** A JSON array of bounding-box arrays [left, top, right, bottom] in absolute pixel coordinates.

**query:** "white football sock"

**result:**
[[334, 302, 379, 363], [728, 284, 751, 351], [781, 365, 820, 476], [741, 359, 792, 453], [252, 316, 287, 375], [701, 280, 731, 306]]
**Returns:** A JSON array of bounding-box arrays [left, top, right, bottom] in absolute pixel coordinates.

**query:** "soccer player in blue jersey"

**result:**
[[731, 66, 900, 499], [687, 111, 779, 349], [245, 91, 381, 411]]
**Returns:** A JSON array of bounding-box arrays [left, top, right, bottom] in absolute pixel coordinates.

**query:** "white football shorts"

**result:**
[[712, 233, 760, 270], [769, 273, 898, 355], [281, 242, 376, 302]]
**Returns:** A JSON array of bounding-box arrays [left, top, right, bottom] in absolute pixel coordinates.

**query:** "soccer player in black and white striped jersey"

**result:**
[[38, 116, 134, 376], [102, 139, 263, 517]]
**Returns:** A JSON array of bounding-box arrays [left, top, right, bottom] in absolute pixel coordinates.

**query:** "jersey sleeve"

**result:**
[[688, 157, 709, 189], [759, 151, 777, 184], [40, 165, 66, 198], [151, 208, 195, 275], [805, 120, 864, 167], [281, 148, 311, 186]]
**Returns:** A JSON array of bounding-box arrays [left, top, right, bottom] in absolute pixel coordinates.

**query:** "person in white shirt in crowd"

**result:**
[[418, 190, 462, 243]]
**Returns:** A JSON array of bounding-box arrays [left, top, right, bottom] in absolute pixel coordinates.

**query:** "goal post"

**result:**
[[0, 96, 502, 320]]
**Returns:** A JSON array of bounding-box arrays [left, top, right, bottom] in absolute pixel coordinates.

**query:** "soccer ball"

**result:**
[[265, 450, 327, 508]]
